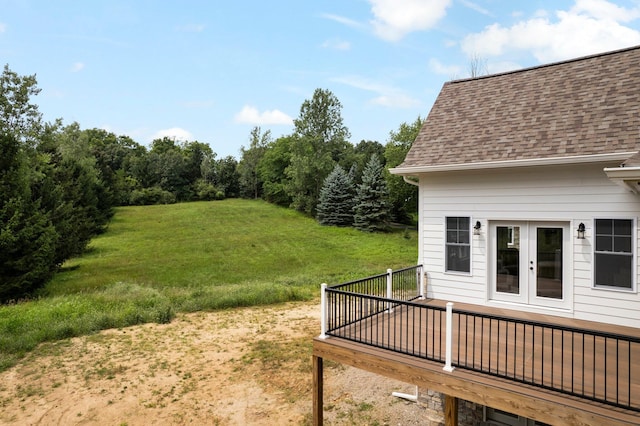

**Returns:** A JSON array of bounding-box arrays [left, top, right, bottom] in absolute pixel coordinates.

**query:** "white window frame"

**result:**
[[593, 218, 636, 292], [445, 216, 472, 275]]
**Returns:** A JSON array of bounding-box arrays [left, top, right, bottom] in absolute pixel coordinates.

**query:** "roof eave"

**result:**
[[604, 165, 640, 194], [390, 152, 636, 176]]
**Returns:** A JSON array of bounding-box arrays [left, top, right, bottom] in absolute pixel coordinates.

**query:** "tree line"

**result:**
[[239, 89, 421, 225], [0, 65, 421, 302]]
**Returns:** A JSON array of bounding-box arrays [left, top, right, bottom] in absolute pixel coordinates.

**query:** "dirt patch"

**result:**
[[0, 301, 428, 425]]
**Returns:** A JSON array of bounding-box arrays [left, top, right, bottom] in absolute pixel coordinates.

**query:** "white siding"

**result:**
[[418, 162, 640, 328]]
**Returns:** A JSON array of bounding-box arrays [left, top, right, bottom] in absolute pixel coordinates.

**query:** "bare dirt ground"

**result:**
[[0, 301, 430, 425]]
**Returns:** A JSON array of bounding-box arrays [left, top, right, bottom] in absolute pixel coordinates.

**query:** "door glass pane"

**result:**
[[496, 226, 520, 294], [536, 228, 562, 299]]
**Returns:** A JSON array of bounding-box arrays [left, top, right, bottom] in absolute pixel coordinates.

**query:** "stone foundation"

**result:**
[[417, 387, 484, 425]]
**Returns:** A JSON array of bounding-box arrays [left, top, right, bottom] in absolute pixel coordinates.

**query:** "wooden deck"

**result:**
[[313, 299, 640, 425]]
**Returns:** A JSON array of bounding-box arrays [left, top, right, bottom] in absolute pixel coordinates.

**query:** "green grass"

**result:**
[[0, 199, 417, 371]]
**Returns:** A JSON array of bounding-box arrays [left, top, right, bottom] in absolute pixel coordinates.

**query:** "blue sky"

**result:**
[[2, 0, 640, 158]]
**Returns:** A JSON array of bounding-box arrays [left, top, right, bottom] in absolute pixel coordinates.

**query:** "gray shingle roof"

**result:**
[[400, 46, 640, 170]]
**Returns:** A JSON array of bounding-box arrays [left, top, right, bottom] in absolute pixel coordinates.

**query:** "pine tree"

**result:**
[[316, 164, 355, 226], [354, 155, 390, 232], [0, 133, 57, 301]]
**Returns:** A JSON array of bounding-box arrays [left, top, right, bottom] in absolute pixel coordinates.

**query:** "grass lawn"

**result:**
[[0, 199, 417, 371]]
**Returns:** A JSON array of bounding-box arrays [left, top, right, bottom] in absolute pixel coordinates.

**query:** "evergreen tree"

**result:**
[[354, 155, 390, 232], [0, 133, 57, 300], [0, 65, 60, 301], [316, 164, 355, 227]]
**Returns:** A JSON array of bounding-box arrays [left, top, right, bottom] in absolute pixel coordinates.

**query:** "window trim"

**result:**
[[444, 216, 472, 275], [592, 218, 636, 292]]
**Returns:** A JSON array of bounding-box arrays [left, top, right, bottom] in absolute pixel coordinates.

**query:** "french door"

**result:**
[[490, 221, 570, 309]]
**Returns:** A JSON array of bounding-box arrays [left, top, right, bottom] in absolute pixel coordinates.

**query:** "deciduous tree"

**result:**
[[384, 117, 423, 224], [258, 135, 294, 206], [238, 126, 270, 199], [213, 156, 240, 198], [0, 64, 42, 142], [286, 88, 351, 215]]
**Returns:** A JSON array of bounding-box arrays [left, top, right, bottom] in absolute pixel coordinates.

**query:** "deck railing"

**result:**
[[328, 265, 424, 301], [319, 265, 424, 339], [452, 307, 640, 412], [319, 267, 640, 413]]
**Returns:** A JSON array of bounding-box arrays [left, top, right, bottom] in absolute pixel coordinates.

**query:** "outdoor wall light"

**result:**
[[473, 221, 482, 235], [577, 222, 586, 239]]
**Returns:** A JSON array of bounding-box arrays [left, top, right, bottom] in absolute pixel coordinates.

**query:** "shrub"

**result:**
[[193, 179, 224, 201], [129, 187, 176, 205]]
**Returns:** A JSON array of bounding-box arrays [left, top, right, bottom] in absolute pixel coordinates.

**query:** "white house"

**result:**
[[391, 45, 640, 329], [313, 46, 640, 426]]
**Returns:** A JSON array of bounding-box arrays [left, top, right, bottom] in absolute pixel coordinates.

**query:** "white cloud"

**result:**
[[370, 94, 421, 108], [368, 0, 452, 41], [486, 61, 522, 74], [444, 39, 457, 48], [321, 13, 364, 29], [332, 75, 421, 108], [321, 38, 351, 51], [152, 127, 194, 142], [459, 0, 492, 16], [461, 0, 640, 63], [234, 105, 293, 125], [429, 58, 462, 77], [70, 62, 85, 72], [571, 0, 640, 22], [429, 57, 520, 80], [332, 75, 390, 93]]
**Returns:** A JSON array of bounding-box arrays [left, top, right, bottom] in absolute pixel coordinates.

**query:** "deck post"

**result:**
[[443, 302, 455, 372], [313, 355, 323, 426], [319, 283, 327, 339], [444, 394, 458, 425], [386, 268, 393, 313], [419, 265, 426, 299]]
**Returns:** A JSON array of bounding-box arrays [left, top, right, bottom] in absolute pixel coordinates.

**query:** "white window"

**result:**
[[446, 216, 470, 273], [594, 219, 634, 290]]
